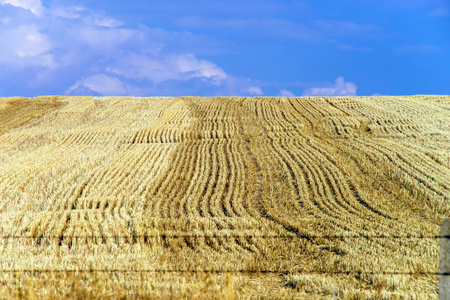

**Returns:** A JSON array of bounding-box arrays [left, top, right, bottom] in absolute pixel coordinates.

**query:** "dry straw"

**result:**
[[0, 95, 448, 299]]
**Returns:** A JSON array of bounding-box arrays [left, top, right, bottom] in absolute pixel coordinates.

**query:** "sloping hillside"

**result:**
[[0, 96, 449, 298]]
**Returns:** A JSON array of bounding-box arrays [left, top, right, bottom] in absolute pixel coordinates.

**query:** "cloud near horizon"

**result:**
[[0, 0, 266, 96], [2, 0, 447, 96], [278, 89, 295, 97], [302, 77, 357, 96], [245, 86, 264, 96]]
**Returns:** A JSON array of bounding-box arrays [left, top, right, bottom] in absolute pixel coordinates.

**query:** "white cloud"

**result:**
[[172, 54, 227, 84], [1, 17, 11, 25], [245, 86, 264, 95], [109, 53, 227, 85], [14, 28, 50, 57], [0, 25, 55, 67], [278, 89, 295, 97], [67, 74, 127, 96], [302, 77, 357, 96], [72, 27, 135, 53], [0, 1, 262, 96], [0, 0, 44, 15], [92, 15, 123, 28]]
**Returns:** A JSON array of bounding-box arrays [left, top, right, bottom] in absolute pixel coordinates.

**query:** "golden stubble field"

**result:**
[[0, 95, 449, 299]]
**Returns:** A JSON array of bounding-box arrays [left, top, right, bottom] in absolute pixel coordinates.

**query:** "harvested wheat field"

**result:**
[[0, 95, 449, 299]]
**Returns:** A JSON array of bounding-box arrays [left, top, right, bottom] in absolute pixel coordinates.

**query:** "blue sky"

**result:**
[[0, 0, 449, 97]]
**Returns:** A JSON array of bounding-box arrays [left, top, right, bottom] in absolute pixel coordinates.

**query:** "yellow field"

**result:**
[[0, 95, 449, 299]]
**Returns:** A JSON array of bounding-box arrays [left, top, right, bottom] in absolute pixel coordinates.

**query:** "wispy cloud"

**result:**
[[176, 16, 384, 44], [302, 77, 357, 96], [428, 6, 449, 17], [0, 0, 260, 96], [337, 44, 374, 52], [138, 0, 311, 21], [177, 16, 319, 41], [394, 44, 439, 55], [128, 1, 382, 43], [315, 20, 382, 39]]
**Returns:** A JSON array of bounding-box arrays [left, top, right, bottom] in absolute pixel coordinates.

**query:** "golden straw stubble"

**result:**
[[0, 95, 448, 299]]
